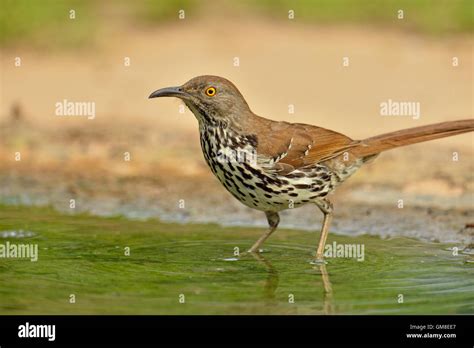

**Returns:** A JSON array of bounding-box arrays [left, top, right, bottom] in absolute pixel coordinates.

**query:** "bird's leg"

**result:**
[[315, 200, 333, 261], [248, 211, 280, 253]]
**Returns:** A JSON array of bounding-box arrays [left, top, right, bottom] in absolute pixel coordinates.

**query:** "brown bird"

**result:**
[[149, 75, 473, 261]]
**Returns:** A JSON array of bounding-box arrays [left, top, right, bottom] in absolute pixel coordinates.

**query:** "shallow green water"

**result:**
[[0, 205, 472, 314]]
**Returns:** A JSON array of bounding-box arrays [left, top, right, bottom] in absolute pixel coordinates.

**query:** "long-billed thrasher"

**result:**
[[149, 75, 473, 261]]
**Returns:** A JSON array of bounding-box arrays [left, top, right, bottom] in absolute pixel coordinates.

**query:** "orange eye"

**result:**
[[205, 87, 216, 97]]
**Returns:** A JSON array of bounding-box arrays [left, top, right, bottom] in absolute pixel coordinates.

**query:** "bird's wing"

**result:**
[[255, 121, 360, 174]]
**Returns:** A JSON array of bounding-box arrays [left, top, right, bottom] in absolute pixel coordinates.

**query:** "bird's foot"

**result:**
[[310, 257, 328, 265], [222, 251, 252, 261], [247, 247, 264, 254]]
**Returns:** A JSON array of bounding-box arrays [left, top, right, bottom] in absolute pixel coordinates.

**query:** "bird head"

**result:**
[[149, 75, 251, 126]]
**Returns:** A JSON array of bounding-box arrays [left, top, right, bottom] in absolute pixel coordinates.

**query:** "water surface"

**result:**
[[0, 205, 472, 314]]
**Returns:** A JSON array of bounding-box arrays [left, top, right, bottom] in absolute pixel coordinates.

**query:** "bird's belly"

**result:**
[[202, 143, 333, 212], [214, 167, 332, 211]]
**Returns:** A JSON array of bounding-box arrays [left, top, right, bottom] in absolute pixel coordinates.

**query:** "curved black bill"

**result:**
[[148, 86, 186, 99]]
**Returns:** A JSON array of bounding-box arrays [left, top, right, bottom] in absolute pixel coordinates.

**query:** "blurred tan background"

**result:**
[[1, 0, 473, 243]]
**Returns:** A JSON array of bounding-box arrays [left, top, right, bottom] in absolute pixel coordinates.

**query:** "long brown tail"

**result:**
[[352, 119, 474, 158]]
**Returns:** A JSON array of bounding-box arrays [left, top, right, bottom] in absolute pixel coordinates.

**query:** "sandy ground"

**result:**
[[1, 16, 473, 243]]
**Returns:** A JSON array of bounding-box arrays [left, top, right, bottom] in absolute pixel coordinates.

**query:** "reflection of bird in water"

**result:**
[[315, 264, 334, 315], [250, 253, 334, 314], [250, 253, 279, 306]]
